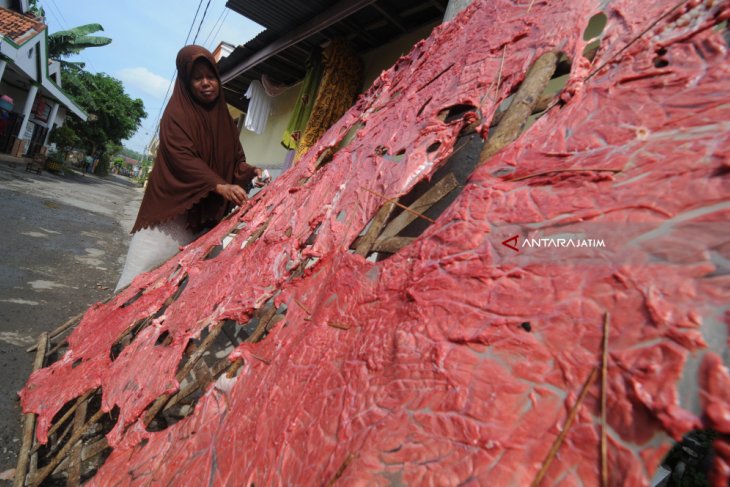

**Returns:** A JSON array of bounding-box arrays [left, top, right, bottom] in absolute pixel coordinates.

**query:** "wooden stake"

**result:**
[[530, 366, 599, 487], [601, 312, 610, 487], [479, 51, 558, 165], [15, 332, 47, 487]]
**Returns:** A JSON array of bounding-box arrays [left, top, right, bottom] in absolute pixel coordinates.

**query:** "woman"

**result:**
[[115, 45, 264, 291]]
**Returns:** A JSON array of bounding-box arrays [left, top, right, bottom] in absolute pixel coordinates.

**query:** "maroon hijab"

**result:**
[[132, 45, 255, 233]]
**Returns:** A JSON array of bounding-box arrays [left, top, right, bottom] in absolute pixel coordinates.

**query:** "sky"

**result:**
[[41, 0, 264, 154]]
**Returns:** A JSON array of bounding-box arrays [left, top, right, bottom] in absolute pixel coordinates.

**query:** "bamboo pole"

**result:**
[[29, 409, 105, 487], [27, 313, 81, 352], [143, 321, 224, 425], [375, 173, 459, 244], [30, 390, 95, 455], [479, 51, 558, 165], [361, 187, 435, 223], [354, 201, 396, 257], [15, 332, 47, 487], [66, 400, 88, 486]]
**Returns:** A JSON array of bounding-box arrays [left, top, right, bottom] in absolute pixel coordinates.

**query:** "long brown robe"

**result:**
[[132, 45, 256, 233]]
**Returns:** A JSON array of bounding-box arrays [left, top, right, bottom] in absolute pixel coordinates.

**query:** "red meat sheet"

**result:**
[[20, 0, 730, 485]]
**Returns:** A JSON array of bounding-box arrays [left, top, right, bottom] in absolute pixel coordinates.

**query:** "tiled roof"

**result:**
[[0, 7, 45, 45]]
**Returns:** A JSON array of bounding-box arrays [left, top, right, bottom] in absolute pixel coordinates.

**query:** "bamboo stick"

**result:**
[[15, 332, 47, 487], [586, 0, 689, 80], [375, 173, 459, 244], [30, 390, 95, 455], [292, 298, 312, 317], [248, 306, 278, 343], [66, 400, 88, 486], [325, 453, 356, 487], [361, 187, 435, 224], [505, 168, 621, 182], [27, 313, 82, 352], [29, 409, 105, 487], [530, 366, 599, 487], [143, 321, 224, 425], [601, 313, 610, 487]]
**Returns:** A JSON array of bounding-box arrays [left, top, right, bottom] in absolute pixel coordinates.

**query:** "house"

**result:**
[[212, 40, 245, 136], [0, 0, 87, 158], [217, 0, 450, 175]]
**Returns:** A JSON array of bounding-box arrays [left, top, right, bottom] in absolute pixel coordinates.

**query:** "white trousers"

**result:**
[[114, 215, 196, 292]]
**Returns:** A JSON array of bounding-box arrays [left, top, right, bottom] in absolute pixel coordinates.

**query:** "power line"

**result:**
[[43, 0, 99, 72], [192, 0, 213, 45], [209, 9, 230, 51], [147, 0, 208, 153], [202, 2, 228, 49], [184, 0, 205, 46], [46, 0, 69, 29]]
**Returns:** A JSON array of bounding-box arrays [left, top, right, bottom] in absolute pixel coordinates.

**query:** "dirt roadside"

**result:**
[[0, 161, 142, 478]]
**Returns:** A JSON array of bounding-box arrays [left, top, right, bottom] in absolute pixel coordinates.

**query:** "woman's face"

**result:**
[[190, 60, 219, 104]]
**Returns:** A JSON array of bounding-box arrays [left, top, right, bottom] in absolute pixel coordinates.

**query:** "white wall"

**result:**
[[0, 38, 41, 81], [48, 60, 61, 85], [239, 81, 301, 167]]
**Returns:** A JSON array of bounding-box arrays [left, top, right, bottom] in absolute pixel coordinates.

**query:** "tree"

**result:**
[[119, 147, 144, 161], [27, 0, 44, 19], [48, 124, 79, 159], [48, 24, 112, 62], [50, 67, 146, 174]]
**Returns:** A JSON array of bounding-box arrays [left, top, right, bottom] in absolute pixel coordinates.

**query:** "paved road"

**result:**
[[0, 162, 142, 477]]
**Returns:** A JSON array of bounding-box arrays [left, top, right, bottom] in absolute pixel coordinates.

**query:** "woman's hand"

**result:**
[[253, 167, 272, 188], [215, 183, 248, 206]]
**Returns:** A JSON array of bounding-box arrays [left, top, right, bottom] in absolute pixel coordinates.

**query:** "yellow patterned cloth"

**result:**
[[294, 39, 362, 162]]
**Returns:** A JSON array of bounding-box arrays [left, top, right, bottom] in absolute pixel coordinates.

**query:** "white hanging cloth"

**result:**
[[243, 80, 273, 134]]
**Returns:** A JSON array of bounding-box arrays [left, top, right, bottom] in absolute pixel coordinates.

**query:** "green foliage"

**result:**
[[48, 24, 112, 59], [119, 147, 144, 161], [28, 0, 44, 18], [51, 67, 145, 174], [60, 66, 146, 154], [95, 142, 123, 176], [49, 124, 79, 157]]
